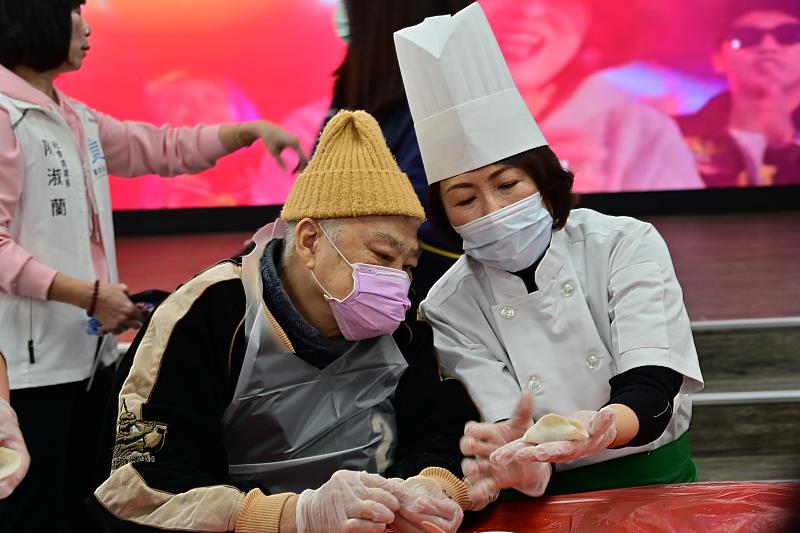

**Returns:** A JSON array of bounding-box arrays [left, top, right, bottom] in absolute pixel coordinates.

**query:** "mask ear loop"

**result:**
[[309, 269, 334, 301], [310, 221, 357, 302], [317, 222, 355, 268]]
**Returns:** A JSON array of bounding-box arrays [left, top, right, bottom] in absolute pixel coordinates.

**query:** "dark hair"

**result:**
[[331, 0, 473, 116], [0, 0, 85, 72], [717, 0, 800, 43], [427, 146, 578, 249], [725, 0, 799, 26]]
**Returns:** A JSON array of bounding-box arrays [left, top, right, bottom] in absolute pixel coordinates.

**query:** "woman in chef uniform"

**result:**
[[394, 3, 704, 501]]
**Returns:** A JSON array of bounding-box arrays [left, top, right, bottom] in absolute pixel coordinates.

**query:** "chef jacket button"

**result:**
[[500, 306, 516, 319], [561, 280, 576, 297], [527, 375, 543, 393], [586, 352, 601, 370]]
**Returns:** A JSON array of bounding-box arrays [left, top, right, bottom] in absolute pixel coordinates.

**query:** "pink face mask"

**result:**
[[311, 226, 412, 341]]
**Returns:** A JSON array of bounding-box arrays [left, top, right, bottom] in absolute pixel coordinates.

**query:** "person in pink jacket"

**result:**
[[0, 1, 307, 530]]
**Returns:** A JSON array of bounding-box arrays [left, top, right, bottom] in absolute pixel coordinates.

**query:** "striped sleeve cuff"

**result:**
[[419, 467, 472, 511], [235, 490, 294, 533]]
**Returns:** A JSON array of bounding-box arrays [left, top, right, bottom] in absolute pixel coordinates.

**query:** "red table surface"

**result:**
[[459, 481, 799, 533]]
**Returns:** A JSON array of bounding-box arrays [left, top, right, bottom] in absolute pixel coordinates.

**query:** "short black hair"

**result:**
[[0, 0, 85, 72], [725, 0, 799, 26], [427, 146, 579, 249], [717, 0, 800, 43]]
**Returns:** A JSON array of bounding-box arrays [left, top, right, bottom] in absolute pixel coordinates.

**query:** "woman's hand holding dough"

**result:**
[[492, 409, 617, 465]]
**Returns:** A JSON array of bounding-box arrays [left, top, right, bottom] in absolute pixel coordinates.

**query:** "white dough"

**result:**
[[0, 447, 21, 481], [402, 476, 444, 498], [522, 414, 588, 444]]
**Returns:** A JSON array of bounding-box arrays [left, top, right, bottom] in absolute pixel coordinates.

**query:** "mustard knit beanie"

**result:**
[[280, 110, 425, 222]]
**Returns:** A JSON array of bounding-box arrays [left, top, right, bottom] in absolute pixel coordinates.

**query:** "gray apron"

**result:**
[[222, 220, 408, 494]]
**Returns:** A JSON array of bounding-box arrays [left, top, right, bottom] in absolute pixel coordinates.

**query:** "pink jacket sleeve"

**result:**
[[0, 109, 58, 300], [92, 108, 228, 178]]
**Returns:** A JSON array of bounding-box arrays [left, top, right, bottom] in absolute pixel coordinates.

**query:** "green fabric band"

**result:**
[[500, 432, 697, 500]]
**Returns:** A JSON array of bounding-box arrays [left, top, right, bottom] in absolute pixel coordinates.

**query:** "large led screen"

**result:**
[[55, 0, 800, 210]]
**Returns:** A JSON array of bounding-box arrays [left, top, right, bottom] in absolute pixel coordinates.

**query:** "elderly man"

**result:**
[[89, 111, 474, 533]]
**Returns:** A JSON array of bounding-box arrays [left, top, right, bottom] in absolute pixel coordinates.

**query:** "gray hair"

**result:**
[[281, 218, 347, 266]]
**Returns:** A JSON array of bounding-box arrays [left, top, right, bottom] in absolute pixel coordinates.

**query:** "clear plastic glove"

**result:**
[[392, 495, 463, 533], [390, 476, 463, 533], [491, 408, 617, 466], [459, 394, 551, 510], [0, 397, 30, 499], [462, 453, 551, 507], [296, 470, 405, 533]]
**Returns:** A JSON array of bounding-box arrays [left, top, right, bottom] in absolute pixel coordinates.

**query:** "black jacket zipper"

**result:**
[[28, 298, 35, 364]]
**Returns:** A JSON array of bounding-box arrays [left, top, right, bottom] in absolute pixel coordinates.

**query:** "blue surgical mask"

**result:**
[[454, 193, 553, 272]]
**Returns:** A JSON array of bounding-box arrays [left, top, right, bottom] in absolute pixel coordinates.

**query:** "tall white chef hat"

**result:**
[[394, 2, 548, 185]]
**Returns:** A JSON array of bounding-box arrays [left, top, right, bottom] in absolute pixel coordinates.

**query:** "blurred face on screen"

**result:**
[[147, 78, 236, 126], [482, 0, 591, 91], [715, 10, 800, 97]]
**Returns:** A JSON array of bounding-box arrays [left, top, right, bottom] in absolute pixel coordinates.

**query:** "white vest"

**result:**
[[0, 92, 118, 389]]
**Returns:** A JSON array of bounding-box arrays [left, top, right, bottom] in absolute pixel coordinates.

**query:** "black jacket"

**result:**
[[88, 253, 478, 532]]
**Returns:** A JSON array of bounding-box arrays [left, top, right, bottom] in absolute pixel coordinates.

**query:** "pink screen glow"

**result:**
[[57, 0, 346, 210], [56, 0, 800, 210]]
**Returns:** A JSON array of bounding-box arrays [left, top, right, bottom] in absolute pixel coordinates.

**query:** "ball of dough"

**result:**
[[402, 476, 445, 498], [0, 447, 21, 481], [522, 413, 589, 444]]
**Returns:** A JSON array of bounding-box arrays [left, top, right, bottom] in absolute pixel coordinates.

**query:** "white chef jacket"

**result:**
[[420, 209, 704, 470]]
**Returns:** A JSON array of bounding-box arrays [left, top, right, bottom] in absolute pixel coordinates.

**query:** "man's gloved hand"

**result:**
[[459, 394, 551, 510], [462, 453, 551, 506], [491, 408, 617, 465], [390, 476, 463, 533], [295, 470, 405, 533], [0, 397, 30, 499]]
